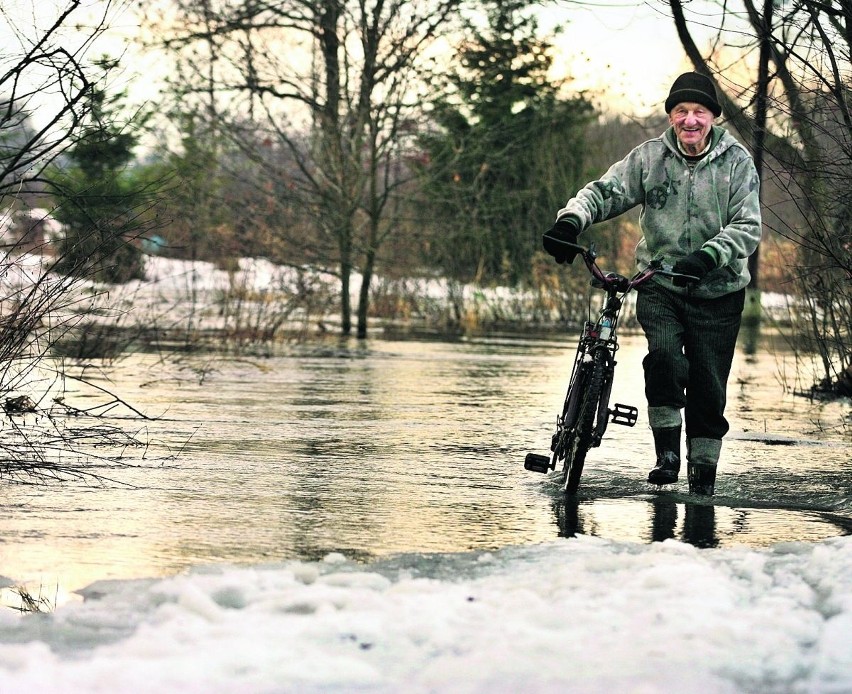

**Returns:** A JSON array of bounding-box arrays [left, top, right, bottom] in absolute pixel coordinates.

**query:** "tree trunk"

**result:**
[[743, 0, 773, 329], [357, 242, 376, 339], [340, 230, 352, 335]]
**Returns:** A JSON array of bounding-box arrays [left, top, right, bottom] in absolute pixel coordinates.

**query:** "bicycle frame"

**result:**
[[558, 247, 655, 448]]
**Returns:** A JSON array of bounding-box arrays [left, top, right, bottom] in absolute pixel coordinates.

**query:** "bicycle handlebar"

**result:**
[[559, 241, 700, 289]]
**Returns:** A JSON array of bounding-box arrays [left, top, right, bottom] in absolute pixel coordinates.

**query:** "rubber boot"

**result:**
[[647, 426, 681, 485], [687, 438, 722, 496]]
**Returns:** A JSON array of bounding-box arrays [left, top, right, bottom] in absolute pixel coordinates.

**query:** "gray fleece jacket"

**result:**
[[556, 125, 762, 299]]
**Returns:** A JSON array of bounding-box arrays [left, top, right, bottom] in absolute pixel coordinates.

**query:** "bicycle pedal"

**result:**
[[524, 453, 552, 473], [609, 403, 638, 427]]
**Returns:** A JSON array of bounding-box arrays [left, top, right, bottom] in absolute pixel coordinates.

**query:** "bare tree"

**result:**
[[149, 0, 463, 337], [668, 0, 852, 395], [0, 0, 120, 196], [1, 1, 157, 483]]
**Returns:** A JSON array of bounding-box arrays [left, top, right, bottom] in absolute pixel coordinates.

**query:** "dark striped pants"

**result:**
[[635, 282, 745, 441]]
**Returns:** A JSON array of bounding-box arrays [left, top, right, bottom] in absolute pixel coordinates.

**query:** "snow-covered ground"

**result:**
[[2, 535, 851, 693]]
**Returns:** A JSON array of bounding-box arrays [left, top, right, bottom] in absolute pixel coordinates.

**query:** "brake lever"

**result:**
[[671, 272, 700, 287], [657, 260, 699, 286]]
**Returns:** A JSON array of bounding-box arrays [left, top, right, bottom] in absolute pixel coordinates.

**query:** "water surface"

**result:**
[[1, 333, 849, 603]]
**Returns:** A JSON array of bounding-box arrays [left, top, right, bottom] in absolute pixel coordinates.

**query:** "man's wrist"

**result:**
[[698, 247, 719, 268]]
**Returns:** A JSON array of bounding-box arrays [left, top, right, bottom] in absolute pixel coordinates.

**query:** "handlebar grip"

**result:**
[[548, 240, 585, 265]]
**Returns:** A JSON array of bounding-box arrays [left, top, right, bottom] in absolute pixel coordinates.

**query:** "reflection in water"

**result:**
[[650, 497, 719, 548], [551, 491, 851, 551], [650, 496, 678, 542], [555, 497, 583, 539], [555, 495, 720, 549], [683, 503, 718, 548]]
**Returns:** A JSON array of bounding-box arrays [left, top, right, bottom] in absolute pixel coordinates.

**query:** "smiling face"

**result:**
[[668, 102, 714, 155]]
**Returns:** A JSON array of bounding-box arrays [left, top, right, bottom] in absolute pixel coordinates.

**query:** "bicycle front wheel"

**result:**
[[560, 347, 606, 494]]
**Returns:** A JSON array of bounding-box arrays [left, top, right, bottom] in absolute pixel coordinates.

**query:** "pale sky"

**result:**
[[539, 2, 707, 116], [2, 0, 716, 128]]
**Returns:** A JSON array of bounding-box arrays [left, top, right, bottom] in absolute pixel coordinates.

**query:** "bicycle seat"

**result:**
[[590, 272, 630, 292]]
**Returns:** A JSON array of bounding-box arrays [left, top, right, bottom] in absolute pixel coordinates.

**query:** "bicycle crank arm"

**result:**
[[524, 453, 552, 473], [609, 403, 638, 427]]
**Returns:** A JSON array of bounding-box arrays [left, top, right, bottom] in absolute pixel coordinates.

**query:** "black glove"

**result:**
[[672, 249, 716, 286], [542, 219, 580, 264]]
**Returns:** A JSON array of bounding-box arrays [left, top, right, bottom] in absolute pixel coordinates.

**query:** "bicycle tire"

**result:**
[[561, 347, 607, 494], [550, 358, 589, 470]]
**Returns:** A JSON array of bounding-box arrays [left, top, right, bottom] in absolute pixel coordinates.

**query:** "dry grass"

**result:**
[[4, 584, 56, 613]]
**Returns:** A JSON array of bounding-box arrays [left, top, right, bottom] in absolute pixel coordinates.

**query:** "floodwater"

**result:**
[[1, 332, 850, 603]]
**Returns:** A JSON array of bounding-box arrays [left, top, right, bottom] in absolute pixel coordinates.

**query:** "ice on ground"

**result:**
[[1, 535, 851, 693]]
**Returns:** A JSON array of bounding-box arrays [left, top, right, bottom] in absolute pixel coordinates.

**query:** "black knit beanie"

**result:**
[[665, 72, 721, 117]]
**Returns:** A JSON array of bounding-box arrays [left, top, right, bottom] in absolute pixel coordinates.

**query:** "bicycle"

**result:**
[[524, 241, 697, 494]]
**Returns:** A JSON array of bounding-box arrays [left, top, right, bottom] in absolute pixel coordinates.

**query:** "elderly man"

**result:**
[[543, 72, 762, 496]]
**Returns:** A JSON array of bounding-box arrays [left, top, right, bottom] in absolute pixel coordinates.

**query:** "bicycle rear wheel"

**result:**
[[559, 347, 606, 494]]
